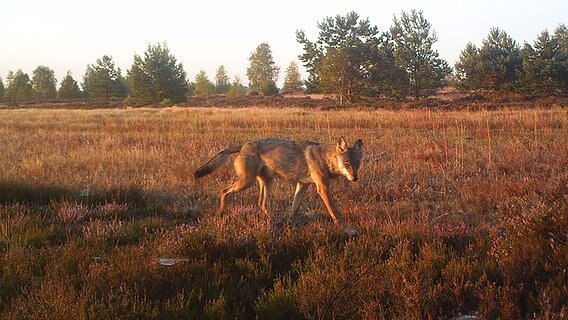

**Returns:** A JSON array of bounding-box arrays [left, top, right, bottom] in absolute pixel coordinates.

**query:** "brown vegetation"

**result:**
[[2, 90, 567, 111], [0, 106, 567, 319]]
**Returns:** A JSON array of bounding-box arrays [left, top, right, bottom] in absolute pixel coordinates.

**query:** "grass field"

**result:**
[[0, 106, 567, 319]]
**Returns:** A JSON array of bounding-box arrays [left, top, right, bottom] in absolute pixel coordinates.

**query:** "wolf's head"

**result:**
[[336, 137, 363, 182]]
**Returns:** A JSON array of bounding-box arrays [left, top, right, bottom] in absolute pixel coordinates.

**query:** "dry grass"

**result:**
[[0, 106, 567, 319]]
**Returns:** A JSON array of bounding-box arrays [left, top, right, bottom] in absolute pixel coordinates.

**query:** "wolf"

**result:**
[[194, 137, 363, 227]]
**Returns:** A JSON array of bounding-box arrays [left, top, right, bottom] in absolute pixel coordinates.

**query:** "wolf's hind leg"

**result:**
[[257, 176, 273, 220], [290, 183, 308, 216], [218, 154, 259, 214], [257, 177, 266, 209], [218, 177, 256, 214]]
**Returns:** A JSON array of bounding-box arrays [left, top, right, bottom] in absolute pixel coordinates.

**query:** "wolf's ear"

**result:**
[[354, 139, 363, 151], [336, 137, 347, 152]]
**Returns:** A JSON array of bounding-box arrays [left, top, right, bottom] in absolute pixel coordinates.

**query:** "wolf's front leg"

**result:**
[[314, 180, 344, 226]]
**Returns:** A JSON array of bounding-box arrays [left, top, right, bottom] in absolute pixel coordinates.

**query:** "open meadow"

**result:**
[[0, 106, 567, 319]]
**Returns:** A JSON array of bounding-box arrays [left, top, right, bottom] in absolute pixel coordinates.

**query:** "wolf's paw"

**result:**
[[344, 227, 359, 237]]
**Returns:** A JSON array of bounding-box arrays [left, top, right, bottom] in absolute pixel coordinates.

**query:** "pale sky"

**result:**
[[1, 0, 566, 87]]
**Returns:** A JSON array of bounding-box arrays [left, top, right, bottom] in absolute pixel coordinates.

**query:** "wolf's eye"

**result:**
[[344, 161, 350, 166]]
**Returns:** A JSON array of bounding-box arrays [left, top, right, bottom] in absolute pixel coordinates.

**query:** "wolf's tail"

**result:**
[[194, 145, 242, 179]]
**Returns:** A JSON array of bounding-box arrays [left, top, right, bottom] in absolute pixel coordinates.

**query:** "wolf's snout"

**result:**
[[351, 176, 358, 182]]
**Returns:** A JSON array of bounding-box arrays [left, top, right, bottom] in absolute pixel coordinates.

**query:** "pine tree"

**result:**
[[297, 12, 406, 99], [5, 70, 33, 102], [554, 24, 568, 93], [369, 34, 410, 98], [32, 65, 57, 100], [520, 27, 568, 96], [194, 70, 214, 96], [319, 48, 358, 104], [479, 28, 522, 91], [282, 62, 303, 93], [0, 77, 4, 102], [455, 43, 484, 90], [214, 65, 230, 94], [58, 71, 82, 99], [247, 43, 279, 95], [390, 10, 451, 99], [128, 43, 188, 104], [455, 28, 522, 92], [227, 76, 247, 98], [83, 55, 127, 100], [297, 12, 379, 99]]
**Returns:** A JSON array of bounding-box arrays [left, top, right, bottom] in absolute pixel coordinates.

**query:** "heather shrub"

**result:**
[[2, 279, 81, 320], [491, 199, 568, 317], [255, 276, 303, 320], [1, 107, 567, 318]]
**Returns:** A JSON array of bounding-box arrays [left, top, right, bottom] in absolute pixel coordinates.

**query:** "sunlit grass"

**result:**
[[0, 106, 567, 319]]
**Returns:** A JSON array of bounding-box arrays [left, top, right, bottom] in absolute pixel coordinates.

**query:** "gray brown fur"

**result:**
[[193, 137, 363, 226], [194, 145, 243, 178]]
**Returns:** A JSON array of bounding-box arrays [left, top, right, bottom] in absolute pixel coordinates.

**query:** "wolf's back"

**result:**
[[194, 145, 242, 179]]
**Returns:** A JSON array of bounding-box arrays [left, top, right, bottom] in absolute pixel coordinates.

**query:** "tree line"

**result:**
[[0, 42, 294, 105], [1, 10, 566, 105], [455, 25, 568, 96], [298, 11, 567, 102]]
